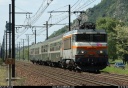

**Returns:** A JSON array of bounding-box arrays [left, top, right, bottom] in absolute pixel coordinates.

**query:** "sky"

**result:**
[[0, 0, 101, 47]]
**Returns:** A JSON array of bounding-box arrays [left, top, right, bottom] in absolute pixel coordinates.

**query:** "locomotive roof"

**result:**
[[63, 29, 106, 36]]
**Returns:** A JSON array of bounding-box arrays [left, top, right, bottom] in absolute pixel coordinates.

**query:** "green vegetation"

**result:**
[[96, 17, 128, 64], [101, 66, 128, 75], [87, 0, 128, 24], [101, 59, 128, 75], [0, 66, 7, 86], [0, 58, 3, 65]]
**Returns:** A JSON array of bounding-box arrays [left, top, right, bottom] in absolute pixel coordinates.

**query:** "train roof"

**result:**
[[30, 33, 64, 48], [30, 29, 106, 49], [63, 29, 106, 36]]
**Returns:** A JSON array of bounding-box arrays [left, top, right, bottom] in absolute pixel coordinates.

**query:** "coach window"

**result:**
[[56, 42, 60, 50], [43, 45, 45, 52], [58, 42, 61, 50], [54, 43, 56, 51], [32, 49, 34, 54], [41, 46, 43, 52], [37, 48, 39, 54], [50, 44, 52, 51], [46, 45, 48, 52], [50, 44, 54, 51]]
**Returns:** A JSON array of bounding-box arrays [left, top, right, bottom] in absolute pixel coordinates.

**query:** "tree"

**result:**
[[113, 25, 128, 64], [96, 17, 124, 60], [96, 17, 120, 33]]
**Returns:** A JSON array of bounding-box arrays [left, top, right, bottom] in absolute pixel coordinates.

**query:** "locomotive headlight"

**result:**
[[77, 50, 86, 54], [100, 50, 103, 54], [81, 50, 85, 54]]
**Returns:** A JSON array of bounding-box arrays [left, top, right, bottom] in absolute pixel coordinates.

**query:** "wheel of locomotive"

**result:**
[[60, 62, 66, 69], [74, 66, 82, 73], [68, 60, 75, 71], [70, 60, 79, 71]]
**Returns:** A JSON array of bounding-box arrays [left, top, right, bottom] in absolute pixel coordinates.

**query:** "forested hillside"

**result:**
[[86, 0, 128, 23]]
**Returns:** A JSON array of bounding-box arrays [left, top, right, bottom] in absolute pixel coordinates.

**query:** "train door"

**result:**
[[63, 35, 72, 59]]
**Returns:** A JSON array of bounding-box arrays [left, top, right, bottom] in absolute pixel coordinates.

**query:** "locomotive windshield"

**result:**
[[75, 34, 107, 42]]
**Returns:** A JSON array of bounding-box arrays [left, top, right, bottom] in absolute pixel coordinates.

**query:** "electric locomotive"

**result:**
[[30, 22, 108, 71]]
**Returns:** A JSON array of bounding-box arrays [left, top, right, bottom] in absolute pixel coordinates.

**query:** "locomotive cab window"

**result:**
[[75, 34, 107, 42], [75, 34, 90, 42], [93, 34, 107, 42]]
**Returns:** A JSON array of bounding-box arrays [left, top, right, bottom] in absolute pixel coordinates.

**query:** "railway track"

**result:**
[[16, 60, 117, 86], [82, 72, 128, 85], [17, 61, 81, 86]]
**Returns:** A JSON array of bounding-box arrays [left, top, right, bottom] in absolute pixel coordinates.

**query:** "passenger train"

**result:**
[[29, 22, 108, 71]]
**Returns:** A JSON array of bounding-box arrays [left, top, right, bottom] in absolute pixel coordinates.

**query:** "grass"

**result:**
[[101, 66, 128, 75], [0, 58, 7, 86], [0, 66, 7, 86], [12, 78, 26, 86], [0, 59, 3, 65], [101, 59, 128, 75]]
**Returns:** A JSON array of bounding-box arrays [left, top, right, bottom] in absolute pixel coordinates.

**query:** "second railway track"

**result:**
[[15, 60, 118, 86]]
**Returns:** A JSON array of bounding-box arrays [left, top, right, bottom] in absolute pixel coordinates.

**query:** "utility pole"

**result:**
[[17, 43, 18, 59], [12, 0, 15, 78], [6, 29, 8, 59], [22, 39, 25, 60], [19, 42, 20, 60], [2, 37, 4, 61], [9, 4, 11, 59], [11, 0, 32, 77], [69, 5, 71, 31], [48, 5, 71, 31], [3, 31, 5, 62], [43, 21, 65, 40], [28, 35, 29, 61], [26, 34, 34, 61], [35, 29, 36, 44], [46, 21, 48, 40]]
